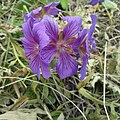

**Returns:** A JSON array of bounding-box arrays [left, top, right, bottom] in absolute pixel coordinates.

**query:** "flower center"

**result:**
[[56, 40, 73, 54], [56, 40, 64, 49], [33, 44, 39, 56]]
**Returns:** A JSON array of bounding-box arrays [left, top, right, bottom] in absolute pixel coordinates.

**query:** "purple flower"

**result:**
[[88, 0, 105, 6], [41, 15, 82, 79], [21, 2, 97, 80], [21, 18, 50, 79], [72, 15, 97, 80], [24, 2, 61, 22], [44, 2, 61, 16], [22, 2, 61, 79]]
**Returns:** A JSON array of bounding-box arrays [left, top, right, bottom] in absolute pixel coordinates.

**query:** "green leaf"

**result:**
[[57, 112, 64, 120], [24, 87, 37, 99], [31, 81, 40, 99], [8, 59, 17, 67], [41, 86, 49, 99], [79, 88, 103, 105], [104, 32, 109, 40], [11, 42, 25, 68], [0, 111, 36, 120], [60, 0, 71, 9], [103, 0, 118, 9], [23, 5, 29, 13], [0, 108, 46, 120], [45, 95, 56, 104], [12, 41, 25, 58], [79, 88, 120, 107], [41, 77, 49, 99]]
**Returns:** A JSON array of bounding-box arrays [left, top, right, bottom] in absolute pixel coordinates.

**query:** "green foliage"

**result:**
[[60, 0, 71, 9], [0, 108, 46, 120], [0, 110, 36, 120], [57, 112, 64, 120], [103, 0, 118, 9]]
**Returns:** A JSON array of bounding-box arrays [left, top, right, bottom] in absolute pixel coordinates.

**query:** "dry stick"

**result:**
[[8, 71, 21, 98], [12, 79, 21, 98], [7, 68, 27, 98], [103, 42, 110, 120]]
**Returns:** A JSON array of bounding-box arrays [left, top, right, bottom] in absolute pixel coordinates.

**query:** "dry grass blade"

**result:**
[[103, 42, 110, 120]]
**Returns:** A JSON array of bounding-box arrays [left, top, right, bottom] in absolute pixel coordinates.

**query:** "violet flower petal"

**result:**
[[79, 15, 96, 80], [56, 51, 78, 79], [47, 8, 61, 16], [88, 0, 98, 6], [37, 30, 50, 49], [41, 44, 57, 63], [71, 29, 88, 49], [80, 55, 89, 80], [21, 37, 38, 59], [62, 16, 82, 27], [24, 2, 60, 22], [87, 15, 97, 40], [69, 29, 88, 58], [22, 19, 34, 42], [41, 60, 51, 78], [86, 14, 97, 55], [44, 15, 59, 42], [29, 54, 41, 79], [63, 16, 82, 41], [90, 37, 96, 49], [44, 2, 61, 16], [44, 2, 60, 8], [99, 0, 105, 2], [33, 19, 46, 33], [31, 7, 42, 16], [30, 54, 51, 79], [32, 20, 50, 47], [88, 0, 105, 6], [24, 13, 29, 22]]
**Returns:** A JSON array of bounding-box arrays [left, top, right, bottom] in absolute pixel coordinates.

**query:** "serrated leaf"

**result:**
[[103, 0, 117, 9], [0, 108, 46, 120], [106, 80, 120, 94], [0, 111, 36, 120]]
